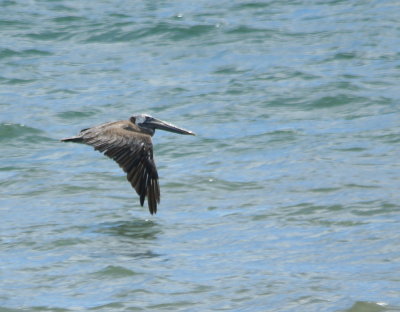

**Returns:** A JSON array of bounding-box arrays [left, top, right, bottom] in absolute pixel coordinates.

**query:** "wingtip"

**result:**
[[149, 203, 157, 215]]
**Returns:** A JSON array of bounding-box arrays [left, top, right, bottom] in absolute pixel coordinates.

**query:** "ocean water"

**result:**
[[1, 1, 400, 311]]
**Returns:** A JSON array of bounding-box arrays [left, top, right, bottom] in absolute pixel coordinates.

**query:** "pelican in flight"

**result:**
[[61, 114, 195, 214]]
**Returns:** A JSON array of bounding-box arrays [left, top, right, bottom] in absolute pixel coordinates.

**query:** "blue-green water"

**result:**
[[1, 1, 400, 311]]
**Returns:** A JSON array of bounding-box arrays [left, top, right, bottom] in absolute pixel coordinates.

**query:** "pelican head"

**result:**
[[130, 114, 195, 136]]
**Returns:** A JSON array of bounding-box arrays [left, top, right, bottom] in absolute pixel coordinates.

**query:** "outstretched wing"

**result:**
[[78, 122, 160, 214]]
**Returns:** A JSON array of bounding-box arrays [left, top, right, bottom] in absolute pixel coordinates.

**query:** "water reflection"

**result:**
[[89, 219, 163, 260], [94, 219, 162, 241]]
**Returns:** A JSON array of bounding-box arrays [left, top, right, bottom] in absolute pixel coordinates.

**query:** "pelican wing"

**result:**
[[79, 122, 160, 214]]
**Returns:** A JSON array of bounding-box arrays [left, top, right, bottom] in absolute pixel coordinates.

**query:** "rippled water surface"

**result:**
[[1, 1, 400, 311]]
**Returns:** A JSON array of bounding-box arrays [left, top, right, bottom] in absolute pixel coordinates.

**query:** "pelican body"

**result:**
[[61, 114, 195, 214]]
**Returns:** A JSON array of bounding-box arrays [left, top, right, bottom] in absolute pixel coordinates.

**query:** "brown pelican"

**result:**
[[61, 114, 195, 214]]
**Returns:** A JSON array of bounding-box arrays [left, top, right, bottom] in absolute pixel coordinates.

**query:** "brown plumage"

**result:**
[[61, 114, 195, 214]]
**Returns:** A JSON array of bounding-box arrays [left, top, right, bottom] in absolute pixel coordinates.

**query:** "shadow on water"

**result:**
[[89, 219, 163, 259], [94, 219, 162, 241]]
